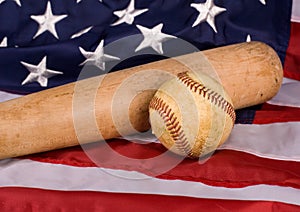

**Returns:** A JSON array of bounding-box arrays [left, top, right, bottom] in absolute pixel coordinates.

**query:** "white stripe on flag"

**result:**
[[0, 90, 21, 102], [0, 159, 300, 206], [220, 122, 300, 161], [267, 78, 300, 108], [131, 121, 300, 162], [292, 0, 300, 22], [146, 122, 300, 162]]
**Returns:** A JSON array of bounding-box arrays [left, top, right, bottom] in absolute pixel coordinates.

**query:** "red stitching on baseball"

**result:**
[[149, 96, 197, 158], [177, 72, 236, 122]]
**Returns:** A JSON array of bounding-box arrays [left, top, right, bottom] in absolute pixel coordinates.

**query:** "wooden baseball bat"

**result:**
[[0, 42, 283, 159]]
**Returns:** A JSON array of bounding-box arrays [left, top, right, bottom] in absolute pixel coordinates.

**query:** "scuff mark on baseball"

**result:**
[[149, 71, 236, 159]]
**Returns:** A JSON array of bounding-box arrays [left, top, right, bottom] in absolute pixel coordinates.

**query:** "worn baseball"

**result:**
[[149, 71, 236, 158]]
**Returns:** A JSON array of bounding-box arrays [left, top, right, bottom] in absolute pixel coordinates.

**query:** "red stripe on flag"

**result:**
[[284, 22, 300, 80], [0, 187, 299, 212], [23, 139, 300, 189], [253, 103, 300, 124]]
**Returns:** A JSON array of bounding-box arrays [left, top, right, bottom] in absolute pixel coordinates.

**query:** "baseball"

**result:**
[[149, 71, 236, 158]]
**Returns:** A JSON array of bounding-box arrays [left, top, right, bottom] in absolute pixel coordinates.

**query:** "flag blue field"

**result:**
[[0, 0, 292, 93]]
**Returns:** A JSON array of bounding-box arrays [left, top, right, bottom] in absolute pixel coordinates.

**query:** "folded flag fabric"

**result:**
[[1, 0, 300, 211]]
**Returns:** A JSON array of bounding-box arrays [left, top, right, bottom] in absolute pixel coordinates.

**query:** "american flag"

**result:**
[[0, 0, 300, 210]]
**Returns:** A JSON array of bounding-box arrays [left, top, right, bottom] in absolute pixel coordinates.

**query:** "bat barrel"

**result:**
[[0, 42, 283, 159]]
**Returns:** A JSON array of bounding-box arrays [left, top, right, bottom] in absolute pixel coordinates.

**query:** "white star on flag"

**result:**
[[135, 23, 176, 54], [21, 56, 63, 87], [246, 34, 252, 42], [111, 0, 148, 26], [13, 0, 21, 6], [0, 0, 21, 6], [0, 37, 7, 47], [191, 0, 226, 33], [79, 40, 120, 71], [260, 0, 266, 5], [71, 26, 93, 39], [31, 1, 68, 39], [77, 0, 102, 3]]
